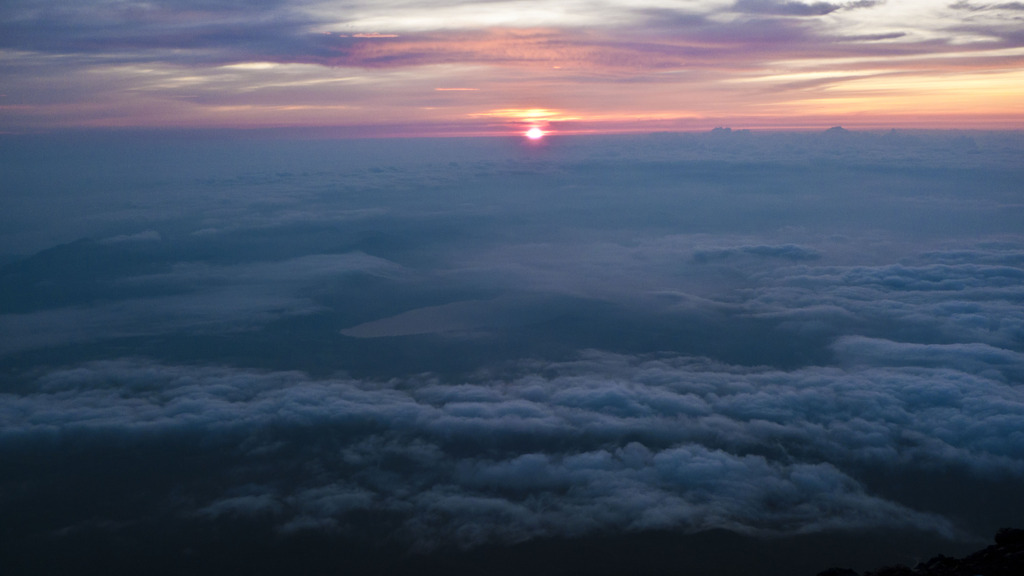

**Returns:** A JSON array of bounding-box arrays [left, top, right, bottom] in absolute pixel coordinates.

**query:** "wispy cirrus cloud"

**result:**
[[1, 0, 1022, 130], [731, 0, 883, 17], [0, 2, 1003, 70], [950, 1, 1024, 11]]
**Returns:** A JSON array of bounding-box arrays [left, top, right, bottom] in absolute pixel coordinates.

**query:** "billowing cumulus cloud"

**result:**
[[4, 337, 1021, 547]]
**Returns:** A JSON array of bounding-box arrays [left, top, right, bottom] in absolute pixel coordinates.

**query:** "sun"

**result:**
[[525, 127, 545, 140]]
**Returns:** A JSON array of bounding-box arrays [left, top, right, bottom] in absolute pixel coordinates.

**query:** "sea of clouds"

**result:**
[[1, 130, 1022, 571]]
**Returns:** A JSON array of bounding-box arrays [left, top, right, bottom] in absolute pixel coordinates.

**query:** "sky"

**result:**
[[2, 0, 1024, 134], [1, 129, 1023, 575]]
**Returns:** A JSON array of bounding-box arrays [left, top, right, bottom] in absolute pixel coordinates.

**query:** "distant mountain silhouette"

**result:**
[[818, 528, 1024, 576]]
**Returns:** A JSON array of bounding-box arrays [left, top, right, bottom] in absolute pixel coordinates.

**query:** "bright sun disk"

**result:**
[[526, 127, 545, 140]]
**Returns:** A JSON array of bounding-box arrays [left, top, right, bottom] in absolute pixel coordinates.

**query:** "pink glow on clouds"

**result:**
[[0, 1, 1022, 134]]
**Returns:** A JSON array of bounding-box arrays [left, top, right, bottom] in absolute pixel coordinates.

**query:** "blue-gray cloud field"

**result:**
[[1, 130, 1022, 575]]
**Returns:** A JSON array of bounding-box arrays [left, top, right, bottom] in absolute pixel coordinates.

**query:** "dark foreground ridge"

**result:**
[[819, 529, 1024, 576]]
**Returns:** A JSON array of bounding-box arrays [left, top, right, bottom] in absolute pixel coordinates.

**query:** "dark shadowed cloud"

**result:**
[[8, 352, 1017, 544]]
